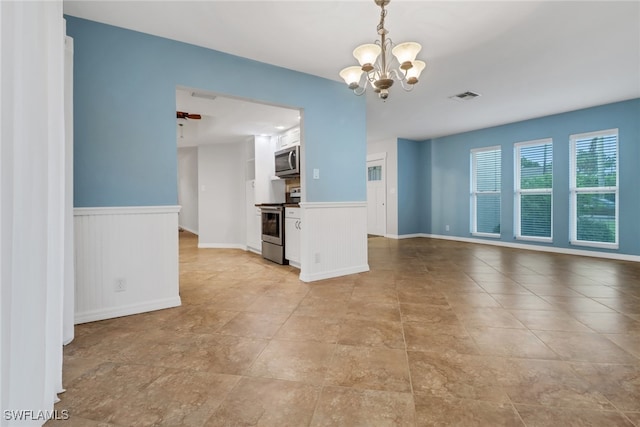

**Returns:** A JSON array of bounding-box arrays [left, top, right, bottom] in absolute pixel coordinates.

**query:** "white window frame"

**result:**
[[470, 146, 501, 238], [569, 129, 619, 249], [514, 139, 553, 243]]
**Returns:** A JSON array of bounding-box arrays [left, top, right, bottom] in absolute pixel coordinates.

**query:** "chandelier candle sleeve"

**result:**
[[339, 0, 426, 99]]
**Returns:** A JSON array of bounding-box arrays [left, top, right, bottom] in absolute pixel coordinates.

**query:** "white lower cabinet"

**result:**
[[285, 207, 300, 267]]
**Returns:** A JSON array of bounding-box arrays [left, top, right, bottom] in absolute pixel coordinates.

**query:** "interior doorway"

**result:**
[[367, 153, 387, 236]]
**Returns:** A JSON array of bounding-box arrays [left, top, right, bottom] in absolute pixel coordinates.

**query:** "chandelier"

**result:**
[[339, 0, 426, 100]]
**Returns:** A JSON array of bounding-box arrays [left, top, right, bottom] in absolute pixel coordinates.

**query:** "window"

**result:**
[[515, 139, 553, 241], [368, 165, 382, 181], [471, 146, 501, 237], [570, 129, 618, 248]]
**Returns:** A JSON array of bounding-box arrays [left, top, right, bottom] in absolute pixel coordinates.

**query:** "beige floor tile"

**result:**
[[495, 358, 615, 410], [624, 411, 640, 425], [351, 286, 399, 305], [569, 363, 640, 412], [403, 322, 478, 355], [414, 395, 524, 427], [325, 345, 411, 393], [345, 301, 401, 322], [453, 307, 526, 329], [445, 292, 502, 308], [274, 315, 342, 343], [310, 386, 415, 427], [294, 295, 350, 318], [407, 350, 509, 403], [205, 377, 320, 426], [540, 296, 616, 313], [570, 312, 640, 334], [533, 330, 636, 363], [604, 333, 640, 358], [491, 294, 556, 310], [467, 327, 559, 359], [248, 340, 335, 384], [400, 303, 460, 324], [216, 311, 289, 338], [337, 318, 404, 349], [508, 309, 593, 332], [515, 405, 634, 427], [245, 293, 305, 314]]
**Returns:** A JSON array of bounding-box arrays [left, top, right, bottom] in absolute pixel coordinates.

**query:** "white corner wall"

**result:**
[[74, 206, 182, 323], [299, 202, 369, 282], [177, 146, 199, 234], [197, 143, 247, 248], [368, 139, 398, 237]]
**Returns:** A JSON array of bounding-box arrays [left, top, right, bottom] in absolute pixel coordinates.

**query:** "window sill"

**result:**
[[472, 232, 501, 239], [516, 236, 552, 243], [570, 240, 619, 250]]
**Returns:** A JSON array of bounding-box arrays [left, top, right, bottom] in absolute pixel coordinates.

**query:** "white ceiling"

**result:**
[[175, 88, 300, 147], [64, 1, 640, 143]]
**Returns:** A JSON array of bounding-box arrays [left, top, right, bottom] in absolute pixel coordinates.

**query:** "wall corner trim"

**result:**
[[74, 205, 181, 216]]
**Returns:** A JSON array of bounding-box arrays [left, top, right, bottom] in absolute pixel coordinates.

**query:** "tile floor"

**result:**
[[49, 232, 640, 426]]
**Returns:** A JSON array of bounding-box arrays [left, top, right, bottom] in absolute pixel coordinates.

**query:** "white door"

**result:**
[[367, 159, 386, 236]]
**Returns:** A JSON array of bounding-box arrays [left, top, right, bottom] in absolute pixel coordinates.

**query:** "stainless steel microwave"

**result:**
[[275, 146, 300, 177]]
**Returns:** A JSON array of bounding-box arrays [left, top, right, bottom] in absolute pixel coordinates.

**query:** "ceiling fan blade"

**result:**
[[176, 111, 202, 120]]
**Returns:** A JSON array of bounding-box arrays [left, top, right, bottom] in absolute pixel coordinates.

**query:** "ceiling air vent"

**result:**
[[450, 91, 481, 101], [191, 91, 217, 101]]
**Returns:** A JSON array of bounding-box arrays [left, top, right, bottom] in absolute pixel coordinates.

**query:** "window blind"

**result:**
[[516, 141, 553, 240], [472, 148, 501, 235], [570, 130, 618, 247]]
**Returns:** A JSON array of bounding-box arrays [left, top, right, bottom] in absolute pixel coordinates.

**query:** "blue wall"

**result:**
[[66, 17, 366, 207], [423, 98, 640, 256], [397, 138, 431, 235]]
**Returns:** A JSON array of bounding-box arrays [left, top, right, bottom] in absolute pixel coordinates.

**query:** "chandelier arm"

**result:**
[[353, 85, 367, 96], [388, 67, 406, 83]]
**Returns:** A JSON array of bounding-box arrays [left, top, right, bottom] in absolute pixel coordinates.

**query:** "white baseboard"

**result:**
[[401, 233, 640, 263], [178, 225, 198, 235], [75, 296, 181, 324], [300, 264, 369, 283], [198, 243, 246, 250], [247, 246, 262, 255]]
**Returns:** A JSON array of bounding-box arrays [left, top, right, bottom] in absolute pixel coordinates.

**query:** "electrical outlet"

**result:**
[[445, 225, 450, 231], [314, 253, 320, 264], [115, 278, 126, 292]]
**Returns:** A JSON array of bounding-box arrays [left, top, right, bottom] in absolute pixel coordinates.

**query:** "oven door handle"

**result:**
[[261, 206, 282, 213]]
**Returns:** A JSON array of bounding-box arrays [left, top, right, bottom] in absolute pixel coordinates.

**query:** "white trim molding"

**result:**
[[73, 205, 182, 323], [299, 202, 369, 282], [198, 243, 247, 250], [74, 205, 181, 216], [396, 233, 640, 263]]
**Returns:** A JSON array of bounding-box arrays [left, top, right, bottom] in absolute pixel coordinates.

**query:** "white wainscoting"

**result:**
[[299, 202, 369, 282], [74, 206, 182, 324]]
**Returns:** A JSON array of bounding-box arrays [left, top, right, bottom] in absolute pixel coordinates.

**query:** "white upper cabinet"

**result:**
[[278, 126, 301, 150]]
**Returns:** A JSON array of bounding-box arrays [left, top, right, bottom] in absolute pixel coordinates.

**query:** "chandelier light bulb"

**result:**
[[339, 66, 364, 89], [392, 42, 422, 69], [353, 44, 382, 70], [405, 60, 426, 84]]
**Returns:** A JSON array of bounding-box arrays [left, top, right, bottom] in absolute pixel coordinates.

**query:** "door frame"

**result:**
[[366, 152, 387, 237]]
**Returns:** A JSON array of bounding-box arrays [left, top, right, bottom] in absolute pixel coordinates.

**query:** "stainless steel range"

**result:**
[[260, 205, 287, 265]]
